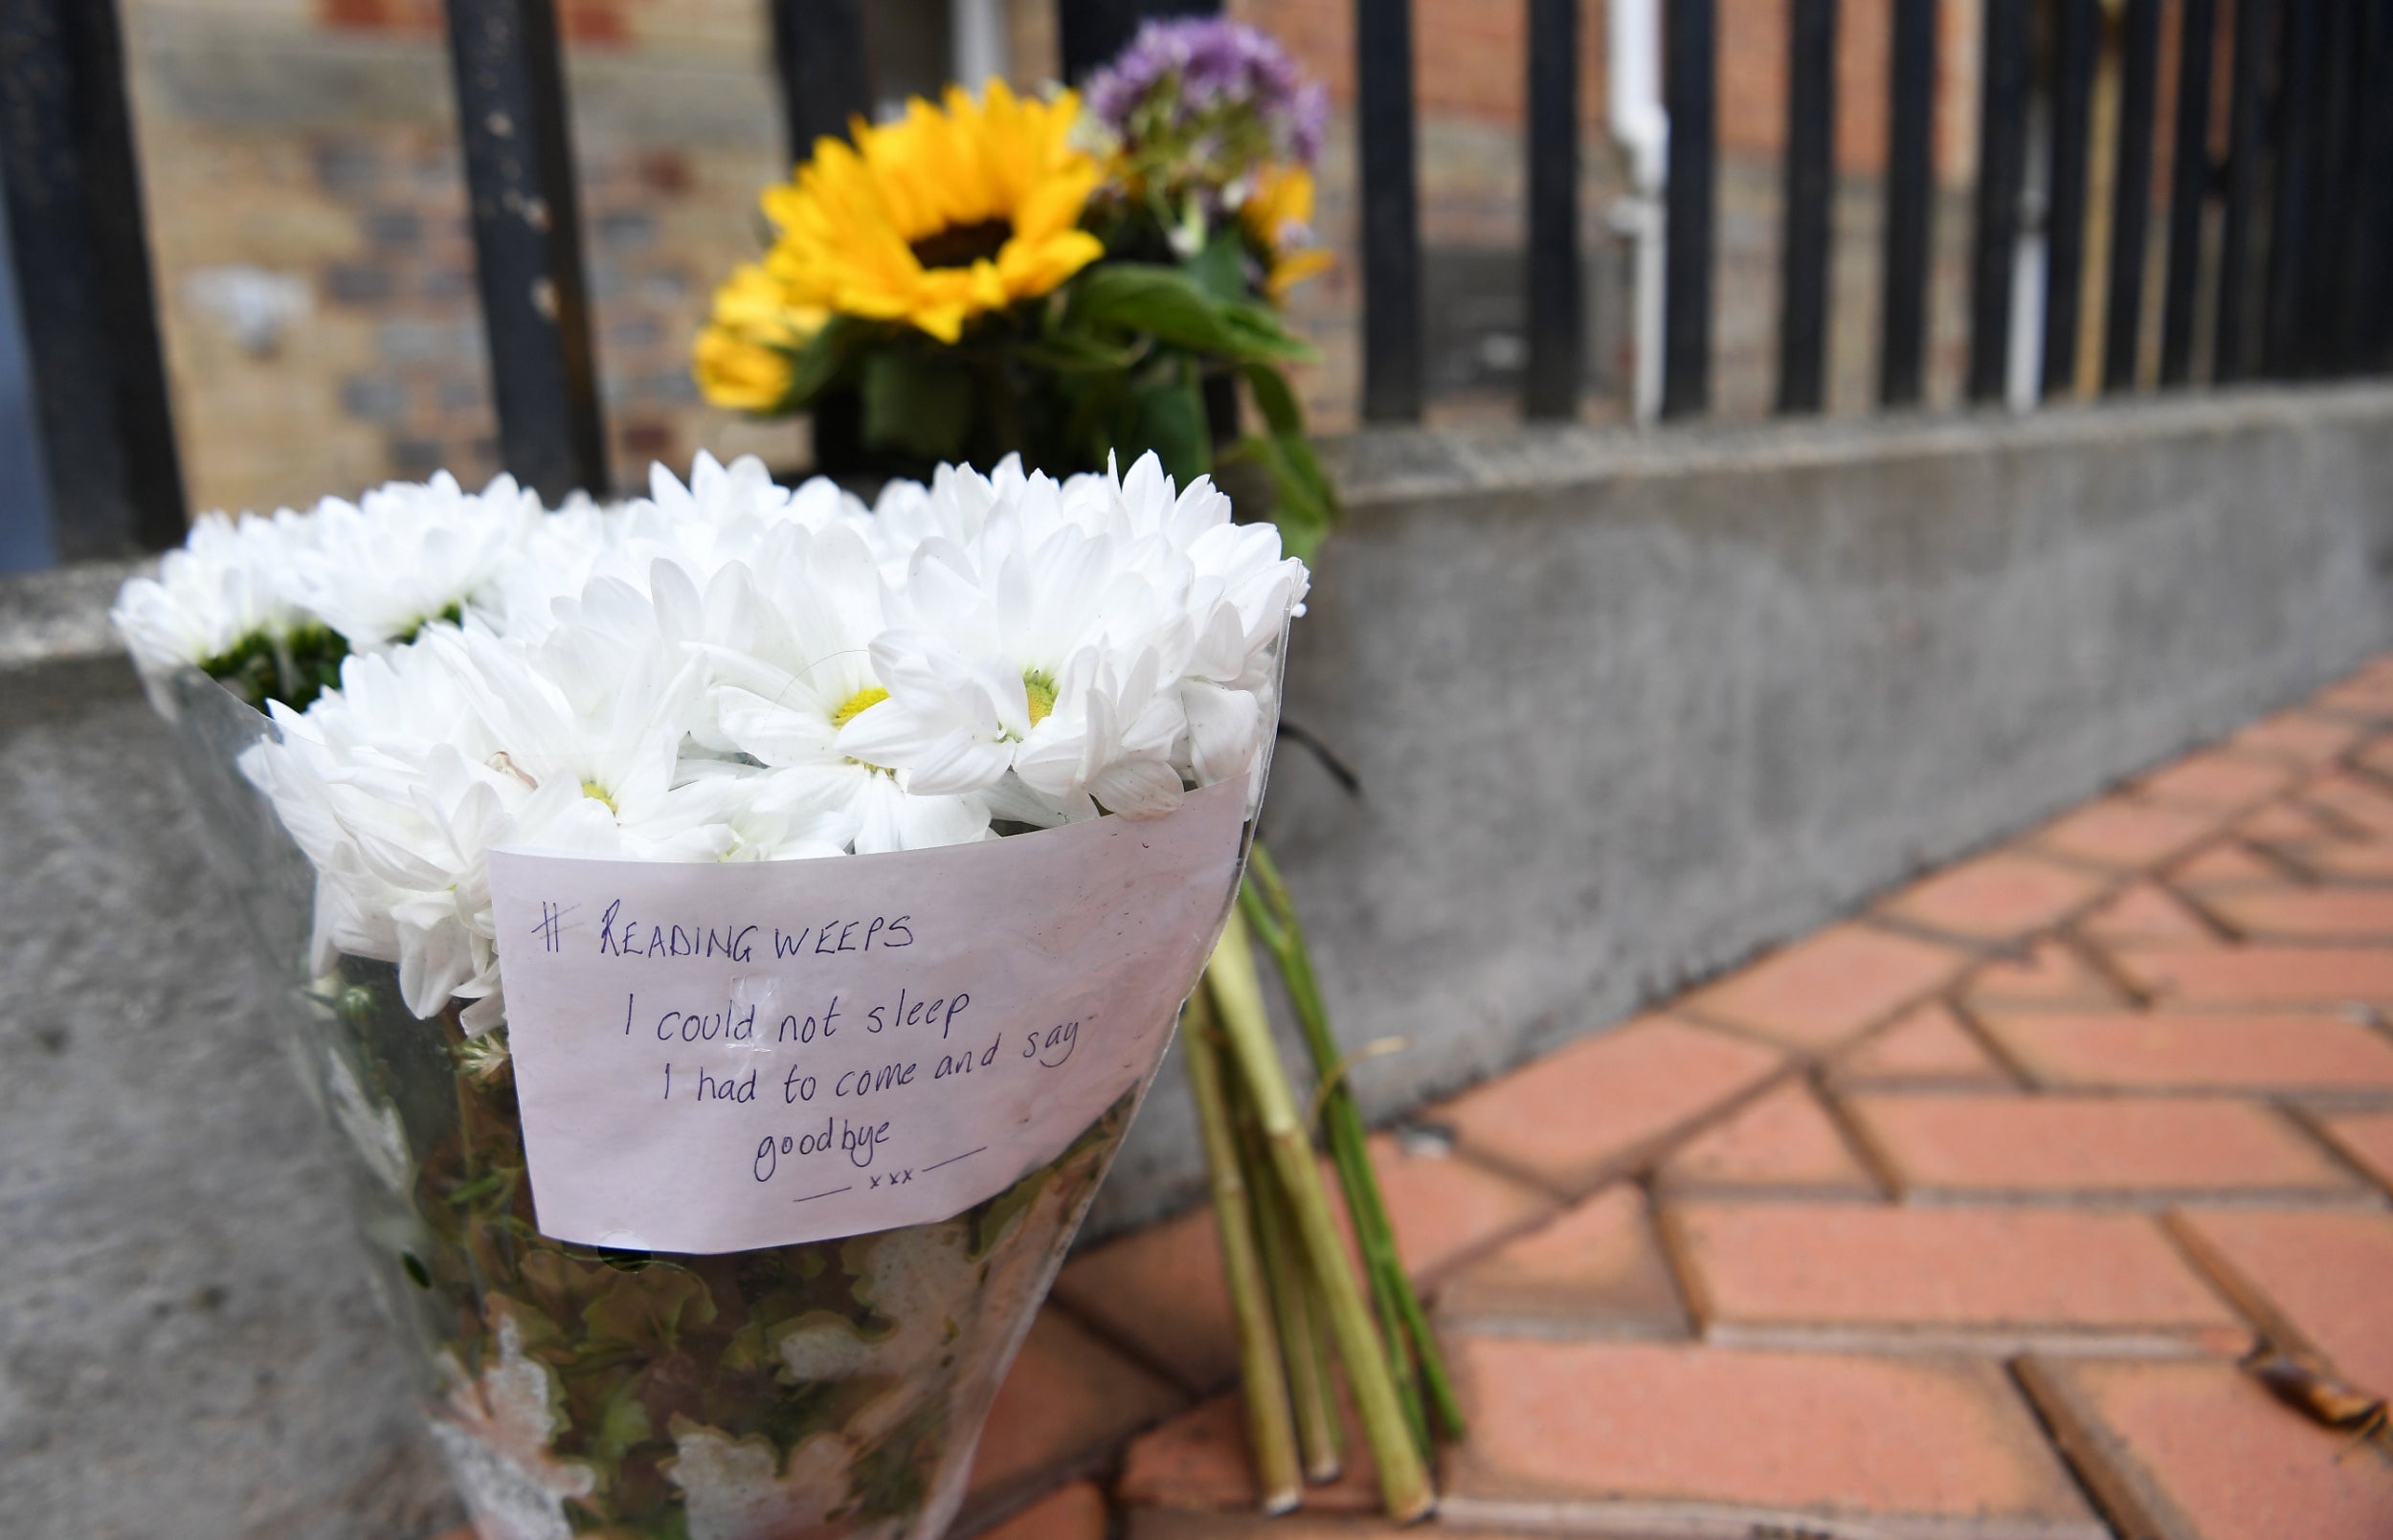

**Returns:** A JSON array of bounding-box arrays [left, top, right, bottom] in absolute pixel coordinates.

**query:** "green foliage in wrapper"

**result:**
[[313, 957, 1133, 1537], [200, 622, 348, 713]]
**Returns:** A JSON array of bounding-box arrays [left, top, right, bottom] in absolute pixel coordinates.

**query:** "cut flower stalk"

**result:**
[[1243, 846, 1466, 1443], [1251, 1138, 1344, 1484], [1201, 909, 1437, 1522], [1181, 985, 1304, 1512]]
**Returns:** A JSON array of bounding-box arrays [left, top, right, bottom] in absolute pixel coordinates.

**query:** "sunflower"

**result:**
[[694, 260, 825, 412], [758, 80, 1106, 345]]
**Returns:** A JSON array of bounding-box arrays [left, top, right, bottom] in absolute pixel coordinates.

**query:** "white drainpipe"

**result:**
[[951, 0, 1010, 88], [1607, 0, 1668, 424]]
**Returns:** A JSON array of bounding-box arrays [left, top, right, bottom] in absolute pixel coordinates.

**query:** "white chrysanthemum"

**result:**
[[1065, 454, 1308, 786], [250, 589, 846, 1030], [840, 516, 1170, 793], [1009, 635, 1190, 818], [704, 525, 994, 853], [274, 471, 543, 649], [477, 490, 622, 643], [835, 452, 1302, 820], [247, 636, 526, 1021], [1174, 518, 1308, 781], [213, 449, 1307, 1034], [110, 508, 316, 679], [487, 455, 868, 645], [858, 457, 1023, 581]]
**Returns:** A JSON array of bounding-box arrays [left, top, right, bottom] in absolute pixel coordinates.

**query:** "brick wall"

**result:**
[[123, 0, 804, 516], [117, 0, 2005, 519], [1241, 0, 1986, 179]]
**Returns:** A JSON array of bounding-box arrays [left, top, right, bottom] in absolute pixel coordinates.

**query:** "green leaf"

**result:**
[[589, 1380, 654, 1470], [1183, 230, 1249, 303], [583, 1265, 718, 1353], [1216, 300, 1316, 363], [1015, 333, 1146, 375], [1067, 264, 1311, 364], [1228, 363, 1341, 562], [1222, 431, 1336, 565], [1241, 362, 1306, 435], [1132, 371, 1212, 485], [787, 315, 871, 408], [444, 1170, 509, 1207], [860, 350, 975, 462]]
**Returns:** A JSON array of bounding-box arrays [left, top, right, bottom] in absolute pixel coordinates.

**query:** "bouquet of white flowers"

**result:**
[[114, 453, 1322, 1539]]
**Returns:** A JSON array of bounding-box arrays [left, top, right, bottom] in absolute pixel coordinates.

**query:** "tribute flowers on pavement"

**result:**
[[114, 453, 1307, 1539], [680, 20, 1455, 1516]]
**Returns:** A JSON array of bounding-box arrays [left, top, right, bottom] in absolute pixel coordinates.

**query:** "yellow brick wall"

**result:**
[[116, 1, 1996, 519]]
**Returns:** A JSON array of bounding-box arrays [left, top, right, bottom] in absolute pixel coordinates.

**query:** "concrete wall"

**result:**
[[1089, 384, 2393, 1234], [4, 386, 2391, 1534]]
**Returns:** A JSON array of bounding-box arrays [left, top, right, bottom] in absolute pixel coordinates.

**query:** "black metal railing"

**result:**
[[0, 0, 184, 560], [6, 0, 2393, 564]]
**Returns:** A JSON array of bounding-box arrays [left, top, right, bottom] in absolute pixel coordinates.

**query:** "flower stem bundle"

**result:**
[[1187, 877, 1454, 1522], [1244, 846, 1466, 1443]]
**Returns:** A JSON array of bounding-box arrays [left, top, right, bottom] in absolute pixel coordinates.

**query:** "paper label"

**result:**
[[486, 777, 1247, 1254]]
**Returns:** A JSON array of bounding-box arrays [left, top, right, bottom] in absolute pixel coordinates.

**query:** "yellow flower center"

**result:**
[[1023, 671, 1057, 727], [832, 686, 890, 727], [580, 779, 616, 813]]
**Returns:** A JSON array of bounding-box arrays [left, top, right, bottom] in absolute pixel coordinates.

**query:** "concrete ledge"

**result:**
[[14, 384, 2386, 662], [0, 558, 142, 670], [1321, 381, 2393, 507]]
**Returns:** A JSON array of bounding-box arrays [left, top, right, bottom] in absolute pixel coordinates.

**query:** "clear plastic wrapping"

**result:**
[[159, 660, 1276, 1540]]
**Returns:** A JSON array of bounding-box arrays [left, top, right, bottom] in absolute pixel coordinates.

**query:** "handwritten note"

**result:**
[[485, 776, 1248, 1254]]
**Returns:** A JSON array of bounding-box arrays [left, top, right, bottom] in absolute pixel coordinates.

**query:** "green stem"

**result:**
[[1180, 986, 1302, 1514], [1207, 912, 1436, 1522], [1244, 846, 1468, 1442], [1246, 1104, 1344, 1484]]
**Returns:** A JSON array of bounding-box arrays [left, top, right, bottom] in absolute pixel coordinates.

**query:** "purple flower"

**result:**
[[1087, 16, 1329, 167]]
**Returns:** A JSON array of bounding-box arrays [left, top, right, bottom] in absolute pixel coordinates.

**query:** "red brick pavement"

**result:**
[[440, 658, 2393, 1538]]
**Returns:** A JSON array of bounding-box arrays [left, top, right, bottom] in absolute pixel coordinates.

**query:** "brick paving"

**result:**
[[419, 658, 2393, 1540], [936, 655, 2393, 1540]]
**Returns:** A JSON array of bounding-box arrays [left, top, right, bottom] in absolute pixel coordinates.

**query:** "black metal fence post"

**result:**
[[2353, 3, 2393, 373], [2100, 0, 2160, 392], [1356, 0, 1423, 423], [2157, 0, 2216, 388], [2042, 0, 2099, 398], [768, 0, 872, 156], [2214, 0, 2272, 384], [2262, 0, 2320, 379], [1662, 0, 1715, 419], [1523, 0, 1581, 420], [443, 0, 608, 504], [1879, 0, 1935, 408], [1058, 0, 1222, 83], [1966, 0, 2030, 404], [0, 0, 184, 559], [1776, 0, 1835, 415], [2307, 3, 2360, 377]]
